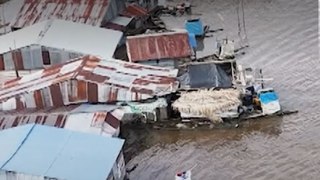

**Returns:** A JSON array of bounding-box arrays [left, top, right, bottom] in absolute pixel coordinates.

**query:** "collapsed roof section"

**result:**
[[0, 55, 179, 111], [0, 104, 123, 137]]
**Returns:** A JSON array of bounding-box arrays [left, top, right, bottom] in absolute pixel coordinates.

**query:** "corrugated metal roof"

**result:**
[[0, 104, 123, 137], [0, 0, 25, 35], [121, 3, 148, 17], [127, 31, 192, 62], [104, 16, 133, 31], [0, 55, 179, 111], [0, 124, 124, 180], [0, 19, 123, 59], [10, 0, 110, 29]]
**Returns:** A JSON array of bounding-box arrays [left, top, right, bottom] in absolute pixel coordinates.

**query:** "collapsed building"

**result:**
[[0, 55, 179, 135]]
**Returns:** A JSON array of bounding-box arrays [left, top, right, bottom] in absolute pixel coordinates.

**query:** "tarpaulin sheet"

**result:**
[[259, 92, 279, 104], [188, 33, 197, 49], [185, 19, 204, 36], [179, 63, 232, 88]]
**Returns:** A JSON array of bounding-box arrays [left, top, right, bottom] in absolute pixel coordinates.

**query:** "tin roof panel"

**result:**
[[11, 0, 110, 29], [0, 124, 124, 180], [127, 31, 192, 62], [0, 55, 179, 111], [0, 19, 123, 60]]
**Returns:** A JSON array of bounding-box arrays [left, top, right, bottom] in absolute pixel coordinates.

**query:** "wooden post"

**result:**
[[9, 47, 19, 78]]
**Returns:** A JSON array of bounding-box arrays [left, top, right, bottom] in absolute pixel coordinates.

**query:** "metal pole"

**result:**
[[260, 69, 264, 89], [10, 41, 19, 78]]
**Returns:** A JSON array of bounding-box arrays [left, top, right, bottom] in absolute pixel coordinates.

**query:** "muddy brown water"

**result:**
[[122, 0, 319, 179]]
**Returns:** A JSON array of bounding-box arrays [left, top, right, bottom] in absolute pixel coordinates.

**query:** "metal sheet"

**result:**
[[0, 19, 123, 62], [11, 0, 111, 29], [0, 104, 124, 137], [139, 59, 177, 68], [0, 55, 179, 111], [0, 124, 125, 179], [0, 54, 4, 70], [127, 31, 192, 62], [22, 46, 43, 69], [3, 52, 14, 70], [120, 3, 148, 17]]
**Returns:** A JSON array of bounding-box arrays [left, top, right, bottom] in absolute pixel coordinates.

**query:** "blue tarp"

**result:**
[[188, 33, 197, 49], [185, 19, 204, 36], [259, 92, 279, 104], [0, 124, 125, 180]]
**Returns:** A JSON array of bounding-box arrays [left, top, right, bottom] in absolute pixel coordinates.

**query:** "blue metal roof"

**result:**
[[0, 124, 125, 180]]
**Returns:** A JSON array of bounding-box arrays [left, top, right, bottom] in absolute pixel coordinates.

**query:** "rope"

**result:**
[[241, 0, 249, 46], [236, 0, 243, 47], [0, 124, 36, 170], [236, 0, 249, 47]]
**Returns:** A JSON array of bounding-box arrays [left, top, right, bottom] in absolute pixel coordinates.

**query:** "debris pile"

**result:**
[[172, 89, 241, 123]]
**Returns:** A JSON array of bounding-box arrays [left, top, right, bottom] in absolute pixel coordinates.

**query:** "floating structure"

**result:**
[[0, 124, 126, 180]]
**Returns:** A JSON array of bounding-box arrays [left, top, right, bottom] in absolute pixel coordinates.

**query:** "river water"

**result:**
[[123, 0, 319, 179]]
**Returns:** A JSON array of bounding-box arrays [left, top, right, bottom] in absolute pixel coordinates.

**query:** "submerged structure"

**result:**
[[0, 124, 126, 180]]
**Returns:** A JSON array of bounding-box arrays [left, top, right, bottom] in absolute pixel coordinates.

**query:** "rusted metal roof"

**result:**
[[10, 0, 110, 29], [0, 104, 123, 137], [121, 3, 148, 17], [126, 31, 192, 62], [0, 55, 179, 111], [0, 0, 25, 35]]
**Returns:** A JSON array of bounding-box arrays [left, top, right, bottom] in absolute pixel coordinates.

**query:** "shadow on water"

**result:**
[[121, 116, 284, 163]]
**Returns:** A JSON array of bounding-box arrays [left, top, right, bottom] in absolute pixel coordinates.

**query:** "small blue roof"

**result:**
[[185, 18, 204, 36], [0, 124, 125, 180]]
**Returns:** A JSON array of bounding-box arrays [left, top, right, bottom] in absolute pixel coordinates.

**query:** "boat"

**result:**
[[175, 165, 197, 180]]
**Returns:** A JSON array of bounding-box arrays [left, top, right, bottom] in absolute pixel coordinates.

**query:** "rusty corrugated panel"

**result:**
[[105, 112, 120, 129], [103, 22, 126, 31], [0, 55, 179, 111], [11, 0, 110, 29], [15, 96, 25, 110], [0, 54, 4, 70], [66, 80, 87, 103], [42, 48, 51, 65], [33, 90, 44, 109], [11, 50, 24, 70], [92, 112, 107, 124], [50, 84, 64, 107], [54, 114, 66, 127], [0, 104, 123, 137], [77, 80, 88, 101], [88, 82, 98, 103], [121, 4, 148, 17], [126, 31, 192, 62]]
